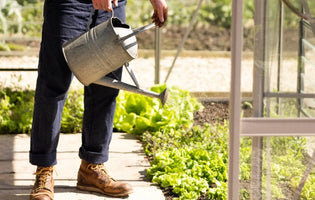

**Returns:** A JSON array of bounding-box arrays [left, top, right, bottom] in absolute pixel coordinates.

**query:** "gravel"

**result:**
[[0, 53, 303, 95], [0, 54, 253, 92]]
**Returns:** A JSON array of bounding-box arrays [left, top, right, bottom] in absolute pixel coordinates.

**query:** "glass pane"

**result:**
[[240, 0, 315, 200], [239, 136, 315, 200]]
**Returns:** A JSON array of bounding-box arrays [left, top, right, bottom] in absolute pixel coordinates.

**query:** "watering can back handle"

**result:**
[[119, 23, 156, 42], [124, 63, 140, 88]]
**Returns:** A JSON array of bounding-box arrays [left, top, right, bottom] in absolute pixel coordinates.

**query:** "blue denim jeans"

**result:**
[[30, 0, 127, 167]]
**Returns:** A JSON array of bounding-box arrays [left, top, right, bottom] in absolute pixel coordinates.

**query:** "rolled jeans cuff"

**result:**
[[29, 151, 57, 167], [79, 146, 109, 164]]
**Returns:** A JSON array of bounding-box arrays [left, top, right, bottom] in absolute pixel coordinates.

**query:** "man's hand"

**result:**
[[150, 0, 168, 27], [92, 0, 118, 11]]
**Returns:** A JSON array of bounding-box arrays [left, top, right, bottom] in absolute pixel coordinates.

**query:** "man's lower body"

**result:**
[[29, 0, 132, 199]]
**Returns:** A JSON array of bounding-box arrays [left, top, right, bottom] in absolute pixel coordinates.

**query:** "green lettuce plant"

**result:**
[[146, 123, 229, 200], [0, 87, 34, 134], [113, 84, 203, 135]]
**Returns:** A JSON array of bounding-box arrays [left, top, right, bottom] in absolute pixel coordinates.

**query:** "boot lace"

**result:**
[[33, 167, 54, 191], [87, 163, 116, 181]]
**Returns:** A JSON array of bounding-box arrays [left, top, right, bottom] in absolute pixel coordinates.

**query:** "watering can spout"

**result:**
[[94, 76, 168, 106]]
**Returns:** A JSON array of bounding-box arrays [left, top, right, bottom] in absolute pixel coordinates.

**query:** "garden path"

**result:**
[[0, 132, 165, 200]]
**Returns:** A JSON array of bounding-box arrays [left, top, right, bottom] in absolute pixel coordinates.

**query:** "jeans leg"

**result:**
[[79, 0, 127, 164], [79, 73, 121, 164], [30, 0, 93, 167], [29, 34, 72, 167]]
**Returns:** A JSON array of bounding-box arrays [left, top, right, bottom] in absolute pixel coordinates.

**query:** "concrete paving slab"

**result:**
[[0, 133, 165, 200]]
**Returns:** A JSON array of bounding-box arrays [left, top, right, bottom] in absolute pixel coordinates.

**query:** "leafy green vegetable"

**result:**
[[145, 123, 229, 200], [61, 89, 84, 133], [0, 86, 85, 134], [0, 88, 34, 134], [114, 85, 203, 135]]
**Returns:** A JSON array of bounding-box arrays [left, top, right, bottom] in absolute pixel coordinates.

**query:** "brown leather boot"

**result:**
[[30, 166, 54, 200], [77, 160, 133, 197]]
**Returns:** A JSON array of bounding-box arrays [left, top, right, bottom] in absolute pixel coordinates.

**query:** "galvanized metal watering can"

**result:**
[[62, 16, 168, 105]]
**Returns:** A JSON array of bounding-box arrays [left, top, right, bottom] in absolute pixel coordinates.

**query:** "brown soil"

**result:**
[[12, 25, 299, 52], [193, 101, 230, 126], [137, 25, 233, 51], [194, 100, 253, 126], [136, 25, 299, 52], [12, 25, 237, 51]]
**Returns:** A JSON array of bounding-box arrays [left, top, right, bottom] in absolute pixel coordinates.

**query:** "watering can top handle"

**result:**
[[87, 8, 155, 41], [87, 8, 115, 30], [118, 23, 156, 42]]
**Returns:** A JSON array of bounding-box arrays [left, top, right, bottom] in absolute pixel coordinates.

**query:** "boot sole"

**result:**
[[77, 184, 133, 197]]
